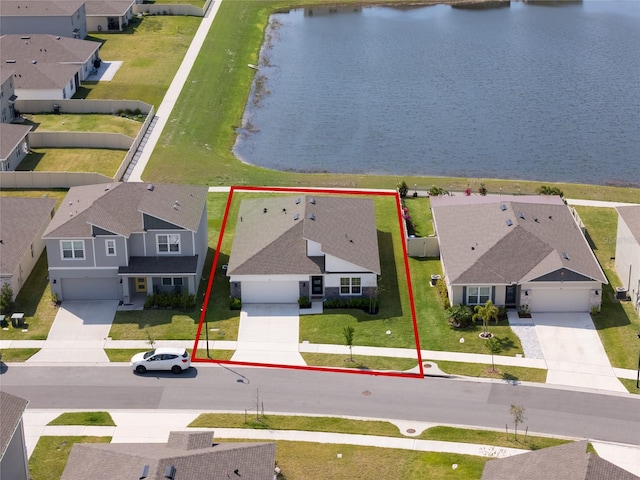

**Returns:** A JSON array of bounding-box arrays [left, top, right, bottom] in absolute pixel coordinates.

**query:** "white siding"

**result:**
[[324, 273, 377, 288], [615, 214, 640, 313], [526, 285, 592, 313], [241, 281, 299, 304], [325, 254, 370, 273], [306, 239, 323, 256]]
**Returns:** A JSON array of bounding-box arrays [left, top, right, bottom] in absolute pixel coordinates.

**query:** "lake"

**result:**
[[233, 1, 640, 186]]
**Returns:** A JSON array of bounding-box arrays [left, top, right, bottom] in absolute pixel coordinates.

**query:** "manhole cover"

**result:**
[[423, 363, 432, 368], [362, 390, 372, 396], [406, 428, 416, 434]]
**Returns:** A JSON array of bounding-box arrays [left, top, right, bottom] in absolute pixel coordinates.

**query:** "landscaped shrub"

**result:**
[[435, 279, 450, 309], [229, 297, 242, 310], [429, 185, 447, 197], [447, 304, 474, 328], [497, 306, 508, 321], [397, 181, 409, 198], [144, 292, 196, 311], [324, 296, 379, 314], [298, 296, 311, 308]]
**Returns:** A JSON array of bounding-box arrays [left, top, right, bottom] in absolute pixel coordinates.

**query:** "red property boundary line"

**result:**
[[192, 186, 424, 379]]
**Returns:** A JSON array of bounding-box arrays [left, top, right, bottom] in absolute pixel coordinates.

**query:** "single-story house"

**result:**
[[0, 123, 31, 171], [615, 205, 640, 313], [0, 391, 30, 480], [0, 1, 87, 40], [1, 67, 18, 123], [227, 195, 381, 304], [83, 0, 136, 33], [43, 182, 208, 302], [61, 431, 277, 480], [481, 440, 639, 480], [0, 196, 56, 300], [430, 195, 607, 313], [0, 34, 101, 100]]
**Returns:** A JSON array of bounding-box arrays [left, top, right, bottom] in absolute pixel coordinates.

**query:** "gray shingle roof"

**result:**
[[227, 195, 380, 276], [0, 123, 31, 160], [0, 1, 85, 16], [0, 391, 29, 461], [43, 183, 208, 239], [61, 431, 276, 480], [83, 0, 135, 16], [0, 196, 56, 276], [430, 195, 607, 285], [1, 34, 99, 64], [118, 256, 199, 275], [616, 205, 640, 245], [481, 440, 639, 480]]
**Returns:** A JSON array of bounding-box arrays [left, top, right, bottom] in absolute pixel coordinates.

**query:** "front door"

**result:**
[[135, 277, 147, 293], [311, 276, 323, 296], [505, 285, 517, 306]]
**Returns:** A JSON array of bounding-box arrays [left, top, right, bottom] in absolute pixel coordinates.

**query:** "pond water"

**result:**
[[233, 1, 640, 186]]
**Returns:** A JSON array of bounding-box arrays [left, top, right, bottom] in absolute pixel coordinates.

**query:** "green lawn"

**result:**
[[18, 148, 125, 176], [430, 359, 548, 384], [108, 309, 201, 340], [0, 348, 40, 362], [24, 114, 143, 136], [77, 16, 201, 107], [619, 378, 640, 395], [301, 353, 419, 372], [575, 206, 640, 370], [48, 412, 116, 426], [29, 436, 111, 480]]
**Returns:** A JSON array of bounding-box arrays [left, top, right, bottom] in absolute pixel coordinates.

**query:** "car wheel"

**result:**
[[171, 365, 182, 374], [135, 365, 146, 374]]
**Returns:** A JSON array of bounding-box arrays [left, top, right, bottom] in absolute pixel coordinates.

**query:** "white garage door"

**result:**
[[242, 281, 299, 304], [528, 288, 590, 313], [61, 278, 120, 301]]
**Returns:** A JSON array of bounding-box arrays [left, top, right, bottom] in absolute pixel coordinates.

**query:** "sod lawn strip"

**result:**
[[18, 148, 125, 177], [0, 348, 40, 362], [300, 353, 418, 372], [108, 310, 202, 340], [430, 359, 548, 383], [29, 436, 111, 480], [619, 379, 640, 395], [25, 113, 144, 136], [48, 412, 116, 426]]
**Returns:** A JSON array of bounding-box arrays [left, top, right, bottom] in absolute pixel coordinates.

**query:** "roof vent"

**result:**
[[5, 60, 16, 63], [31, 60, 37, 64], [139, 465, 150, 479], [309, 197, 316, 204], [282, 208, 286, 214], [518, 212, 525, 219], [548, 215, 553, 220], [293, 213, 300, 221], [562, 252, 570, 260], [21, 36, 31, 40], [146, 184, 154, 191], [263, 208, 267, 214], [308, 213, 315, 221], [534, 217, 539, 223], [164, 465, 176, 480], [500, 204, 507, 211], [506, 219, 513, 227], [295, 197, 301, 204]]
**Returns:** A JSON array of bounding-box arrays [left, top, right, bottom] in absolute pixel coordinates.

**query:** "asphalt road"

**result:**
[[1, 364, 639, 445]]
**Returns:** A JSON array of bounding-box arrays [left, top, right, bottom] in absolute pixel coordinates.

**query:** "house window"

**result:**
[[61, 240, 84, 259], [157, 234, 180, 254], [162, 277, 183, 286], [106, 239, 116, 256], [340, 277, 362, 295], [467, 286, 491, 305]]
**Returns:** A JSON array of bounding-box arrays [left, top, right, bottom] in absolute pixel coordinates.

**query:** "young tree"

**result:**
[[485, 337, 501, 373], [472, 300, 499, 338], [510, 404, 527, 441], [343, 326, 355, 362], [0, 282, 14, 315]]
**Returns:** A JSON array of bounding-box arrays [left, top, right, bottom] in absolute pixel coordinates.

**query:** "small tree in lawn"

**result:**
[[0, 282, 14, 315], [510, 404, 526, 442], [473, 300, 499, 338], [343, 326, 355, 362], [485, 336, 501, 373]]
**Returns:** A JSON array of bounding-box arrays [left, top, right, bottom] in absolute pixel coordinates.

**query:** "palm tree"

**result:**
[[472, 300, 499, 338]]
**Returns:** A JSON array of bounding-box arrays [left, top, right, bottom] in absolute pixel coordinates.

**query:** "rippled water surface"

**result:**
[[234, 1, 640, 186]]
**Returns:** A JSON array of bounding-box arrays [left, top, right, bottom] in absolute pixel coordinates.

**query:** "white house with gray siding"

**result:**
[[615, 205, 640, 313], [0, 1, 87, 39], [0, 392, 30, 480], [43, 183, 208, 302]]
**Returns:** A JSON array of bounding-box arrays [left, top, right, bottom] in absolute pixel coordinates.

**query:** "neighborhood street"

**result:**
[[1, 364, 639, 446]]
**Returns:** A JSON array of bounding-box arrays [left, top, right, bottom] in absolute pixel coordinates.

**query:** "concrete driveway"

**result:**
[[27, 300, 118, 363], [533, 313, 627, 393], [232, 304, 305, 366]]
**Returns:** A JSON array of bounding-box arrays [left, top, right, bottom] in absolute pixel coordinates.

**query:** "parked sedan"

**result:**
[[130, 348, 191, 374]]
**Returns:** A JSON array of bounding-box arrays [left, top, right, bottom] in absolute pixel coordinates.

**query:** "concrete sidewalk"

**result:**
[[22, 409, 640, 477]]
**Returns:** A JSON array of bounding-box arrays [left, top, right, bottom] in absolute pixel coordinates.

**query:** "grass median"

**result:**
[[48, 412, 116, 426]]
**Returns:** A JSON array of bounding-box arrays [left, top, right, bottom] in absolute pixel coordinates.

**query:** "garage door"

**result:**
[[61, 278, 120, 300], [242, 281, 299, 304], [528, 288, 590, 313]]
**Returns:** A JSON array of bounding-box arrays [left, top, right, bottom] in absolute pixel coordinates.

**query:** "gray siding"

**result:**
[[128, 233, 145, 257], [93, 236, 128, 267], [194, 204, 208, 281], [143, 214, 183, 231], [144, 230, 195, 257], [0, 420, 29, 480], [0, 13, 87, 39], [45, 238, 93, 268]]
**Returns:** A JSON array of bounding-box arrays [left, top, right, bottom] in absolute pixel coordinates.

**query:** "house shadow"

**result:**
[[202, 251, 239, 323], [368, 230, 403, 320], [593, 282, 632, 329], [14, 251, 50, 318], [16, 151, 46, 172]]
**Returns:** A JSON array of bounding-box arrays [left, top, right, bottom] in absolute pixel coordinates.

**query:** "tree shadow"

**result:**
[[495, 335, 516, 353], [502, 372, 519, 383]]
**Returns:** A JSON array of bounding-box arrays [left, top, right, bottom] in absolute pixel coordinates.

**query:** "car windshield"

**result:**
[[143, 349, 156, 359]]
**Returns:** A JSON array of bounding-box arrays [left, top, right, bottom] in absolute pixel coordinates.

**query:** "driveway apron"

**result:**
[[232, 304, 306, 366], [27, 300, 118, 363], [533, 313, 627, 392]]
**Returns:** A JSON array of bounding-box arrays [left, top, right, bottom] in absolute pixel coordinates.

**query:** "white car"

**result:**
[[130, 347, 191, 374]]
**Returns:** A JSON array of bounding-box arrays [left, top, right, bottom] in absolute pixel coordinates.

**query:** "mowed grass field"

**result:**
[[25, 114, 143, 136], [18, 148, 125, 177]]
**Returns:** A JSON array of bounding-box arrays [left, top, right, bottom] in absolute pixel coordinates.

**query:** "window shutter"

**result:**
[[491, 286, 496, 303], [462, 286, 467, 305]]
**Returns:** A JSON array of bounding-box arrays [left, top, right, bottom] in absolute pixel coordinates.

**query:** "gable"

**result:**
[[530, 268, 598, 282], [143, 214, 183, 231]]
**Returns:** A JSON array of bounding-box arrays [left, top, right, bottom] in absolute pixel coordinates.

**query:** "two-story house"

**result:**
[[227, 195, 381, 304], [43, 182, 208, 302], [0, 1, 88, 40]]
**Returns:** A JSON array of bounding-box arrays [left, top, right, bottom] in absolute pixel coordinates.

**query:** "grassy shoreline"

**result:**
[[142, 0, 640, 202]]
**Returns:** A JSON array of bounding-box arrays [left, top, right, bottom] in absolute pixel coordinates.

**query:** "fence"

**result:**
[[14, 99, 152, 115], [133, 0, 212, 17], [407, 236, 440, 258], [0, 103, 155, 189], [29, 132, 133, 150]]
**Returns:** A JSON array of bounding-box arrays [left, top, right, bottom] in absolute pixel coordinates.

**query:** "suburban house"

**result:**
[[0, 0, 87, 39], [430, 195, 607, 313], [615, 205, 640, 313], [43, 182, 208, 302], [1, 67, 18, 122], [481, 440, 639, 480], [0, 391, 30, 480], [0, 34, 101, 100], [227, 195, 381, 304], [0, 123, 31, 171], [0, 196, 56, 299], [83, 0, 136, 33], [61, 431, 277, 480]]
